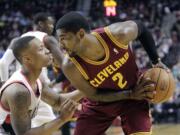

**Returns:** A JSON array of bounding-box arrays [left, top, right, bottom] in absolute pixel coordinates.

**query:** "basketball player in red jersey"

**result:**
[[55, 12, 168, 135]]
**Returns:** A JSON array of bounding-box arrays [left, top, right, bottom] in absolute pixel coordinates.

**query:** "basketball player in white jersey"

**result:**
[[0, 36, 83, 135], [0, 13, 60, 127], [0, 12, 54, 84]]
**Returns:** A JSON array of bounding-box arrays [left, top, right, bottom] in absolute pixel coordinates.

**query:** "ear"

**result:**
[[22, 54, 32, 64], [76, 28, 85, 39], [38, 21, 44, 28]]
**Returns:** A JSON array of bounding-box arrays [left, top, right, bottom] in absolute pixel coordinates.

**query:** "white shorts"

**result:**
[[0, 126, 9, 135], [32, 100, 56, 128]]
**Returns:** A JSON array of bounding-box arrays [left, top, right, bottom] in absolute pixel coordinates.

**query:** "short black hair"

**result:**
[[13, 36, 35, 63], [56, 11, 90, 33], [33, 12, 51, 25]]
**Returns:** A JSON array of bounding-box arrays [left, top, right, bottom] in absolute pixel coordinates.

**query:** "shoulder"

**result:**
[[3, 83, 31, 108], [21, 31, 47, 42], [43, 36, 58, 47], [62, 55, 75, 70], [21, 31, 47, 37], [61, 56, 81, 78], [108, 20, 137, 35], [107, 20, 138, 45], [43, 35, 56, 42]]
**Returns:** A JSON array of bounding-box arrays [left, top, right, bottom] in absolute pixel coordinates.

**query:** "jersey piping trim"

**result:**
[[70, 57, 89, 80], [130, 131, 152, 135], [78, 31, 110, 65], [20, 71, 40, 98]]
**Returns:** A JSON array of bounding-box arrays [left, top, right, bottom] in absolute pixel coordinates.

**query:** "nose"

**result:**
[[49, 24, 54, 30], [44, 47, 50, 54]]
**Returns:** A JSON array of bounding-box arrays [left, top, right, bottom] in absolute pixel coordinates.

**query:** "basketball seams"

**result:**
[[160, 72, 171, 103], [140, 68, 175, 103], [154, 68, 161, 103]]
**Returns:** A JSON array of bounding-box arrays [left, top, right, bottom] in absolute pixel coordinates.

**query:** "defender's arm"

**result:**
[[4, 83, 76, 135], [41, 81, 83, 110]]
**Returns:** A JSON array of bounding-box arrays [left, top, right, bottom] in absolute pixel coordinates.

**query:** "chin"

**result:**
[[48, 60, 53, 65], [44, 59, 52, 67]]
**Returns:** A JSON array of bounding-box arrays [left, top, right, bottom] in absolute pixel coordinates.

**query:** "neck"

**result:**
[[34, 27, 42, 32], [78, 34, 105, 61], [21, 65, 41, 85], [33, 26, 44, 33]]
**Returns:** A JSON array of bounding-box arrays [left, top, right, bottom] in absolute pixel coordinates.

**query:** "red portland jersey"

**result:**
[[70, 27, 139, 91]]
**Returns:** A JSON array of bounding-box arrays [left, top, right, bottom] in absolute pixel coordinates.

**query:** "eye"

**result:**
[[39, 46, 44, 51]]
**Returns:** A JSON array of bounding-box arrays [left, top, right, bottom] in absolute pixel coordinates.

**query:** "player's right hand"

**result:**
[[152, 58, 170, 73], [130, 77, 156, 102], [59, 99, 78, 122]]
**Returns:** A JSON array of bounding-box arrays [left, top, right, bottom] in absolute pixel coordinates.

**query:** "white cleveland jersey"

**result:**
[[0, 70, 42, 125]]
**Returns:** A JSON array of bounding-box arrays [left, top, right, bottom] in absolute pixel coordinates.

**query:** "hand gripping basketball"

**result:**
[[130, 77, 156, 102], [143, 68, 176, 103]]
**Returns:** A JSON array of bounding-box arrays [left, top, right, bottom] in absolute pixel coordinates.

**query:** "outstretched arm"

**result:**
[[5, 84, 31, 135], [41, 80, 83, 110], [0, 49, 15, 82], [43, 36, 64, 67], [3, 83, 76, 135], [0, 37, 19, 83]]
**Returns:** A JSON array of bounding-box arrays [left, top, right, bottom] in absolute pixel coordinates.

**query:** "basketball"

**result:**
[[143, 68, 176, 104]]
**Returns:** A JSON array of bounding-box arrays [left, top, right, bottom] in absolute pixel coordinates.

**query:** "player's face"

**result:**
[[41, 17, 54, 35], [28, 38, 53, 67], [56, 29, 80, 57]]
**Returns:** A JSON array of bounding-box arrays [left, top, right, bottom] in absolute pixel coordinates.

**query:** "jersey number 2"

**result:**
[[112, 72, 127, 89]]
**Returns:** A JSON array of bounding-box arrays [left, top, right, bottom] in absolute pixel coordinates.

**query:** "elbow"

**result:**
[[0, 59, 7, 69]]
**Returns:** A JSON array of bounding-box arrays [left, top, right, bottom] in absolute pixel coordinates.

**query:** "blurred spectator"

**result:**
[[163, 31, 180, 68]]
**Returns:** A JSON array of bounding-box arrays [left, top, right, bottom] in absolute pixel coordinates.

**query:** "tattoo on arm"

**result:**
[[6, 84, 31, 135], [41, 82, 61, 110]]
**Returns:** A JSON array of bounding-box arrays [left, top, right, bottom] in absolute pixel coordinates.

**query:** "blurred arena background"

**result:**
[[0, 0, 180, 135]]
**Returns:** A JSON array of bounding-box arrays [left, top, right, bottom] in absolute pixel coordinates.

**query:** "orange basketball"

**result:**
[[143, 68, 176, 103]]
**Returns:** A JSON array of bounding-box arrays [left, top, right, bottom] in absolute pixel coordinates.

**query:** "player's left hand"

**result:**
[[152, 58, 170, 72], [59, 99, 78, 122], [130, 77, 156, 101]]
